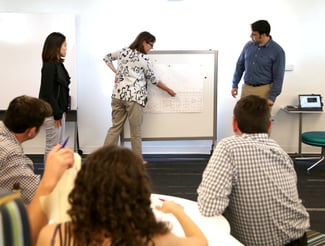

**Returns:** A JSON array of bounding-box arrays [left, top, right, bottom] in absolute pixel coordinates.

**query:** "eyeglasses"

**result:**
[[146, 42, 154, 48]]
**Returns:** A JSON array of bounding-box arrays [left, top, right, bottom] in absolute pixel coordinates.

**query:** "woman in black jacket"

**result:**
[[39, 32, 71, 162]]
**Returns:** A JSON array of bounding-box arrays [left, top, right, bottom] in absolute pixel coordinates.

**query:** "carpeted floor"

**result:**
[[294, 159, 325, 233]]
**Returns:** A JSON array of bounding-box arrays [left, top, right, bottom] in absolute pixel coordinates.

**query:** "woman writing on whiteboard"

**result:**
[[39, 32, 71, 162], [103, 31, 176, 164]]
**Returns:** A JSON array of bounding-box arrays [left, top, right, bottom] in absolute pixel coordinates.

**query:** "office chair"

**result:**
[[301, 131, 325, 172], [0, 190, 32, 246]]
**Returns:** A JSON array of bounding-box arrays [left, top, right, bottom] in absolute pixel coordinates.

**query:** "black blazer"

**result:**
[[39, 62, 71, 120]]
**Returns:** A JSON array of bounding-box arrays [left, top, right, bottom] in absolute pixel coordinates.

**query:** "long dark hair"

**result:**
[[42, 32, 66, 63], [68, 145, 170, 246], [129, 31, 156, 54]]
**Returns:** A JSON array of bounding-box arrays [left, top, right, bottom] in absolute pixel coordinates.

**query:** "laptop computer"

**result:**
[[298, 94, 323, 111]]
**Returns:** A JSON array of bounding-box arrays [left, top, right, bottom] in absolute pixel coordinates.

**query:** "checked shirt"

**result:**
[[0, 122, 40, 204], [197, 133, 309, 245]]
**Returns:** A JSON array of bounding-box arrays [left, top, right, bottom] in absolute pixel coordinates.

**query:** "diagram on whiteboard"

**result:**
[[145, 63, 204, 113]]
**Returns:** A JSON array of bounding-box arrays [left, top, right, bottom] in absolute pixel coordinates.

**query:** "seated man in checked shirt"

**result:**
[[0, 95, 73, 204], [197, 95, 310, 246]]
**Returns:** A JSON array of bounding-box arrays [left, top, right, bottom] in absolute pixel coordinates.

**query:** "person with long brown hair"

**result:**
[[36, 145, 208, 246], [39, 32, 71, 163], [103, 31, 176, 164]]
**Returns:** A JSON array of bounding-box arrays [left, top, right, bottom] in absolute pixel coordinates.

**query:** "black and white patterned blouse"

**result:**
[[197, 133, 310, 245], [103, 47, 158, 107]]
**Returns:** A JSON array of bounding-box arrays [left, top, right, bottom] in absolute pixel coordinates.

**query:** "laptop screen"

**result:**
[[299, 94, 322, 110]]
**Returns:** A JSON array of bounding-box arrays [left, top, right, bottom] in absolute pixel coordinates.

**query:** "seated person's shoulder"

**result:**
[[36, 223, 59, 246]]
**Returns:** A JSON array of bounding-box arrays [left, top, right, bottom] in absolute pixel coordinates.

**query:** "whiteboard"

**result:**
[[0, 13, 77, 110], [123, 50, 218, 141]]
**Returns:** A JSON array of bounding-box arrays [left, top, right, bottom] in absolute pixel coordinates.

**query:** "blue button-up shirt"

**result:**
[[232, 38, 286, 102]]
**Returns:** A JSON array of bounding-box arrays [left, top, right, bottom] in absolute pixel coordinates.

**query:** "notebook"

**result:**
[[40, 153, 81, 223], [298, 94, 323, 111]]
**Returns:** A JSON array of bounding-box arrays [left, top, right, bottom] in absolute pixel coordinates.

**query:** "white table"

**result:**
[[151, 194, 243, 245]]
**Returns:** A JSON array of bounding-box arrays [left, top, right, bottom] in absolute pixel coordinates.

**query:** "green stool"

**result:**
[[301, 131, 325, 172]]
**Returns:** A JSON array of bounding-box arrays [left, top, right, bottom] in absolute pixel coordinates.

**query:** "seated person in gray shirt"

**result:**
[[197, 95, 309, 246], [0, 95, 75, 244], [0, 95, 68, 204]]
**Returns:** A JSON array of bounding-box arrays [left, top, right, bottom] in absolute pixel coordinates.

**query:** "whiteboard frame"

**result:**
[[122, 50, 218, 146]]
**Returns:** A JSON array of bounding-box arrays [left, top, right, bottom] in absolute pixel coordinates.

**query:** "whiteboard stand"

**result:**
[[66, 110, 83, 155]]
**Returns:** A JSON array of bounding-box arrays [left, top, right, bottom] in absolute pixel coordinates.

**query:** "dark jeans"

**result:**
[[285, 233, 307, 246]]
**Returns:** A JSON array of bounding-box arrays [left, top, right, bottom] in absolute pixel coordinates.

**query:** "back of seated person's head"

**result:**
[[234, 95, 270, 133], [68, 145, 169, 246], [4, 95, 52, 133]]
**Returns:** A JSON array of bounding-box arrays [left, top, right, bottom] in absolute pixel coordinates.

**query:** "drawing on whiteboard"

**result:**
[[145, 63, 204, 113]]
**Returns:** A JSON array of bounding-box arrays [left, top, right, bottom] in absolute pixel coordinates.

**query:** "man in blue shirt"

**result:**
[[231, 20, 285, 106]]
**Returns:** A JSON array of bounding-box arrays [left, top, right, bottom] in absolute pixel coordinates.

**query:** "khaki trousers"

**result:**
[[241, 83, 272, 100], [104, 98, 143, 159]]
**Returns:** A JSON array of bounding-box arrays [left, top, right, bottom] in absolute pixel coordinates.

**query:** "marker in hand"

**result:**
[[61, 136, 70, 148]]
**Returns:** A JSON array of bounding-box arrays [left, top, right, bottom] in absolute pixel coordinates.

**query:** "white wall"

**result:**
[[0, 13, 77, 110], [1, 0, 325, 155]]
